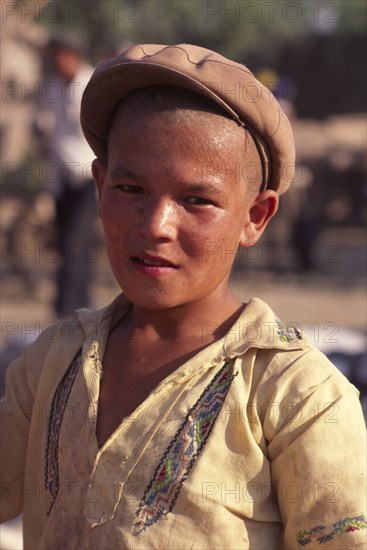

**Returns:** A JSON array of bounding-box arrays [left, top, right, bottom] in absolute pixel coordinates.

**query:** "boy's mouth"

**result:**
[[131, 255, 178, 268]]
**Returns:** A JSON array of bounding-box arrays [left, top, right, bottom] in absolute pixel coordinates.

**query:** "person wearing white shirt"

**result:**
[[35, 36, 97, 317]]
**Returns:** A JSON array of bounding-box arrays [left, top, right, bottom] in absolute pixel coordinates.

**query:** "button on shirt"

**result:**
[[1, 295, 366, 549]]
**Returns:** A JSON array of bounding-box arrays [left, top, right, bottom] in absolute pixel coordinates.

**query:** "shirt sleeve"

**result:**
[[263, 347, 367, 549], [0, 337, 51, 522]]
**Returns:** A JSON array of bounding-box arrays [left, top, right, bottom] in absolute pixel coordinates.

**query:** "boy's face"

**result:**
[[93, 100, 278, 311]]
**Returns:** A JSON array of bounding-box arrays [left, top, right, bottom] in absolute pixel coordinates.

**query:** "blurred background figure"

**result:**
[[34, 35, 97, 318]]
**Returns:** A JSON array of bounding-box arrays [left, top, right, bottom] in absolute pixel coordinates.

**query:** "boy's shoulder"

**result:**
[[4, 294, 130, 400], [225, 297, 353, 404]]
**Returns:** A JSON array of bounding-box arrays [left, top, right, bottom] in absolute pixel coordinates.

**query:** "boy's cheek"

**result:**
[[100, 198, 129, 227]]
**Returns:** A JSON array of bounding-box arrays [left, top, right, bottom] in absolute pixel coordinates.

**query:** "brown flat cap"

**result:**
[[81, 43, 295, 194]]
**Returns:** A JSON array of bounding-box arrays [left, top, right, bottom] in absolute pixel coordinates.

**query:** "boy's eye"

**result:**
[[118, 184, 144, 194], [185, 197, 213, 205]]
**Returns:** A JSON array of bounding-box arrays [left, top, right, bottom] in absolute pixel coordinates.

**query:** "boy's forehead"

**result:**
[[108, 90, 263, 192]]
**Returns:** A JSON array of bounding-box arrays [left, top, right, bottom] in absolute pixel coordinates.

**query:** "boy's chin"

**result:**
[[119, 288, 186, 311]]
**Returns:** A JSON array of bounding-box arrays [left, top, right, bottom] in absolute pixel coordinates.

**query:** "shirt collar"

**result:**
[[223, 297, 306, 358], [75, 294, 306, 363]]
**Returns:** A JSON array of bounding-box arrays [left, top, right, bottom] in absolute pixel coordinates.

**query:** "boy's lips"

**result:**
[[130, 254, 178, 269]]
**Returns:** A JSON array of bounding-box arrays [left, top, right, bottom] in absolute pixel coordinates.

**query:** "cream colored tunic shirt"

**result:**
[[1, 295, 366, 549]]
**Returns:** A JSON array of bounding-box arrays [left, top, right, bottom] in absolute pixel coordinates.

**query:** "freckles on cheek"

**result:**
[[101, 195, 126, 231]]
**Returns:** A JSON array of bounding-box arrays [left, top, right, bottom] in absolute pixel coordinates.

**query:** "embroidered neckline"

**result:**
[[45, 349, 82, 513], [133, 360, 237, 536]]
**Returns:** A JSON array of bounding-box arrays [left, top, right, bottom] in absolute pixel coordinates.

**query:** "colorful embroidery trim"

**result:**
[[296, 515, 367, 547], [276, 318, 302, 343], [133, 361, 237, 536], [45, 350, 82, 512]]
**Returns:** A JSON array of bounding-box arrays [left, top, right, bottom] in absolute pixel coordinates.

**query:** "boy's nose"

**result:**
[[137, 198, 178, 241]]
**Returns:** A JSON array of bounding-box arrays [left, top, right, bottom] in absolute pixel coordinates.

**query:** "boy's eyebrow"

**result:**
[[109, 166, 140, 180], [109, 167, 223, 193], [185, 183, 223, 194]]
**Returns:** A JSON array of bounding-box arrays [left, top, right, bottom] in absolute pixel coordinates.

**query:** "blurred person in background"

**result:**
[[34, 35, 97, 318]]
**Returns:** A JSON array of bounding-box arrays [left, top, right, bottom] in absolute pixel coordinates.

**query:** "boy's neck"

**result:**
[[124, 287, 245, 345]]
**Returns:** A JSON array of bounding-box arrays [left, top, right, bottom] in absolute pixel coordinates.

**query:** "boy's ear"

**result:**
[[239, 190, 279, 247], [92, 158, 107, 203]]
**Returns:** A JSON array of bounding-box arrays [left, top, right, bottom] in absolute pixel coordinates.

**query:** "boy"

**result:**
[[1, 44, 366, 549]]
